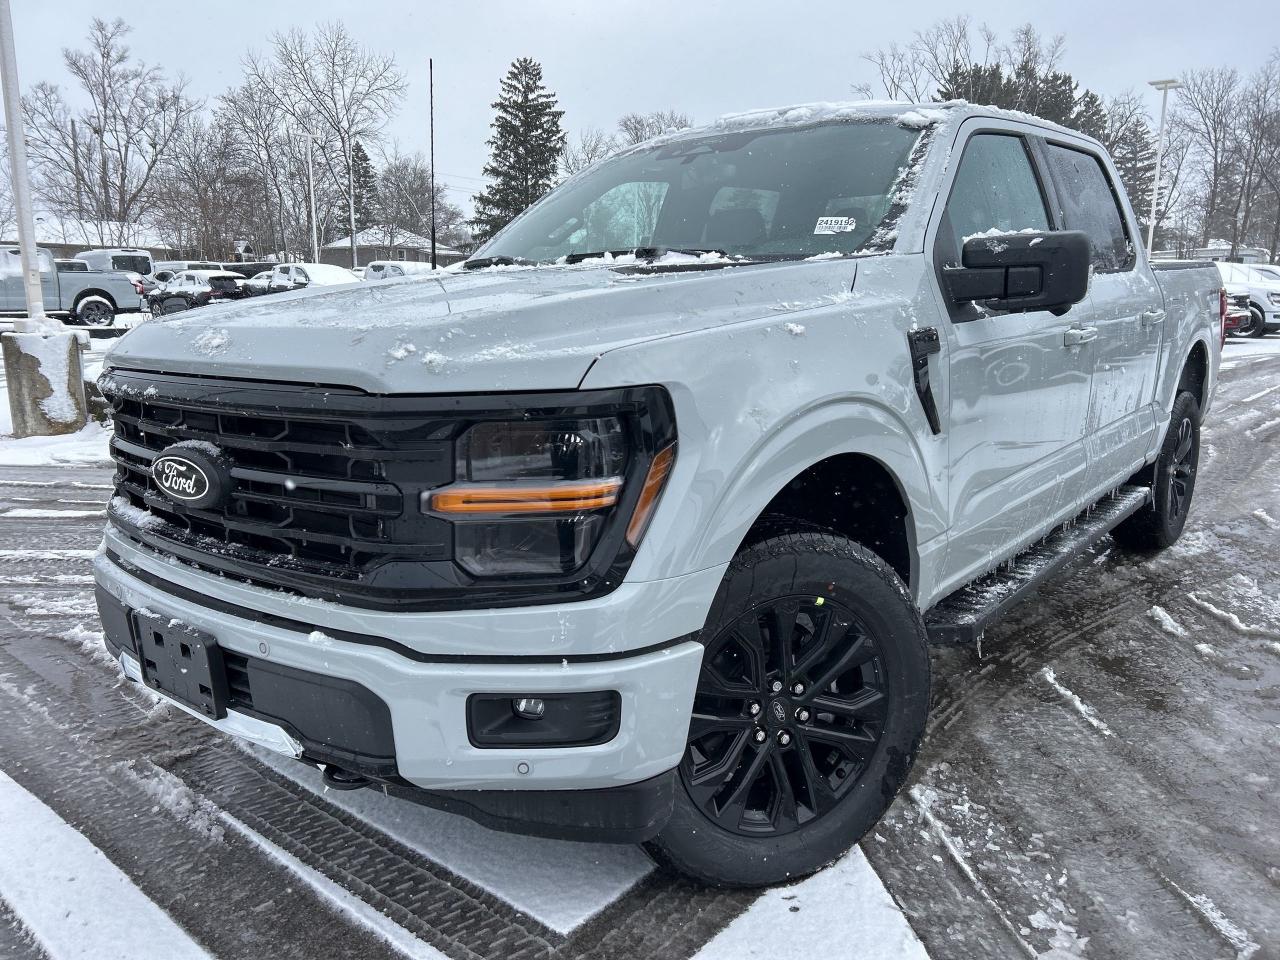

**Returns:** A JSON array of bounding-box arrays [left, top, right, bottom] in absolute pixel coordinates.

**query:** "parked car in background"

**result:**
[[266, 262, 360, 293], [75, 247, 155, 277], [55, 258, 89, 272], [147, 270, 248, 316], [152, 261, 225, 285], [1214, 261, 1280, 337], [364, 260, 439, 280], [96, 101, 1223, 887], [1225, 290, 1250, 338], [2, 247, 143, 326], [219, 261, 279, 280], [243, 270, 275, 296]]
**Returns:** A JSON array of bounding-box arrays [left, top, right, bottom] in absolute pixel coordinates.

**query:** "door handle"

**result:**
[[1141, 309, 1166, 328], [1064, 326, 1099, 347]]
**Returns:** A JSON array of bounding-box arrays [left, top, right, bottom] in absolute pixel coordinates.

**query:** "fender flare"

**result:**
[[643, 395, 944, 590]]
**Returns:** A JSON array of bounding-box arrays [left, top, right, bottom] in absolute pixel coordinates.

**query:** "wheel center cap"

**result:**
[[768, 698, 789, 726]]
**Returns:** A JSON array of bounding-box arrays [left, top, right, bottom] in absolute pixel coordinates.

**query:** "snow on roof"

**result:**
[[617, 98, 1086, 156], [0, 212, 171, 250], [325, 226, 460, 254]]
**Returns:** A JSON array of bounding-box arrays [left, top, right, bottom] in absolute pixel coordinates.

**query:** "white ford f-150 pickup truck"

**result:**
[[93, 101, 1223, 886]]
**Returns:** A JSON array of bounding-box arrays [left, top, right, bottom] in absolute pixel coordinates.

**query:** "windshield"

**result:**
[[476, 121, 922, 265]]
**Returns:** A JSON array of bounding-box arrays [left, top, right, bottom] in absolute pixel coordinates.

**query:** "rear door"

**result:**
[[1037, 140, 1163, 491], [930, 123, 1096, 588]]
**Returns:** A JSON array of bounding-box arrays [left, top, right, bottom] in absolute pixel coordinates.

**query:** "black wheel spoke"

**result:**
[[715, 742, 773, 829], [811, 686, 887, 720], [687, 727, 752, 790], [688, 710, 753, 741], [804, 722, 879, 763], [768, 749, 800, 831], [801, 632, 874, 700], [794, 733, 837, 814], [791, 609, 851, 680]]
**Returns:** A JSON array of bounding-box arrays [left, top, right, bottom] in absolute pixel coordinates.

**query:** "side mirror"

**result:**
[[945, 230, 1090, 316]]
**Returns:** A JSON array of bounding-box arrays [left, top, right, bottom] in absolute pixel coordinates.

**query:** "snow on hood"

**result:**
[[104, 260, 854, 394]]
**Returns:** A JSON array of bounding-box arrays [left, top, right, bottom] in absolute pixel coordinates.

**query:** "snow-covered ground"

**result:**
[[0, 333, 1277, 959]]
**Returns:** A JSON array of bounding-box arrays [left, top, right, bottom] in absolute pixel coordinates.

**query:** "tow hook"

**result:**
[[322, 765, 373, 791]]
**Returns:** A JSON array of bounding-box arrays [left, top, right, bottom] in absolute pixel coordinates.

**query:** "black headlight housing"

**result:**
[[424, 385, 677, 589]]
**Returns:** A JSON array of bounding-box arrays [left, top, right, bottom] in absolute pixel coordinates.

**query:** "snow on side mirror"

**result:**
[[946, 230, 1091, 317]]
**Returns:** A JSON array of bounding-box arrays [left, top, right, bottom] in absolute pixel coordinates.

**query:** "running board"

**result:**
[[924, 485, 1151, 647]]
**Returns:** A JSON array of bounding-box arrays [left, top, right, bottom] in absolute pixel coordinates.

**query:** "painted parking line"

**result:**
[[0, 769, 211, 960], [249, 746, 654, 935], [692, 847, 930, 960]]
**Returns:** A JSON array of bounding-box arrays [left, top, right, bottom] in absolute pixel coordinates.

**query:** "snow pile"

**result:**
[[120, 762, 226, 844], [0, 423, 112, 466], [15, 333, 78, 424], [897, 108, 951, 129], [783, 322, 806, 337]]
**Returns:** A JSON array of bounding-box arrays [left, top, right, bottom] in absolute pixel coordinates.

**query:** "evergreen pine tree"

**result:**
[[338, 141, 380, 234], [1110, 120, 1159, 230], [471, 58, 566, 242]]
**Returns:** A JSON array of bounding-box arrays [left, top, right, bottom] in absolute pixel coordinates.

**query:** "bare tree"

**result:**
[[616, 110, 692, 146], [376, 149, 465, 249], [246, 23, 406, 267], [1175, 67, 1241, 244], [21, 18, 199, 244], [561, 125, 617, 177], [1224, 57, 1280, 255]]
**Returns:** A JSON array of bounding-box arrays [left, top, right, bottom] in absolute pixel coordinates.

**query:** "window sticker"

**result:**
[[813, 216, 857, 235]]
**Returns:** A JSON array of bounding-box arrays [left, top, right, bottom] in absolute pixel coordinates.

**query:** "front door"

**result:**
[[930, 126, 1096, 591], [1039, 142, 1163, 491]]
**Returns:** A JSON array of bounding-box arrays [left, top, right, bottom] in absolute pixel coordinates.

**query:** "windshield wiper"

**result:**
[[462, 255, 535, 270], [563, 246, 733, 265]]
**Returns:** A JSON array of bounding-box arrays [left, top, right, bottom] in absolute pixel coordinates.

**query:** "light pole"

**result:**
[[0, 0, 87, 437], [1147, 78, 1182, 253], [298, 131, 320, 263]]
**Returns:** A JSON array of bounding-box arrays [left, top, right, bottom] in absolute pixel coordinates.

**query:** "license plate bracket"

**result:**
[[134, 611, 228, 719]]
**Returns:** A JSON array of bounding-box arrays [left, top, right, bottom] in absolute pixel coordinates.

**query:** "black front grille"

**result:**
[[103, 369, 456, 604]]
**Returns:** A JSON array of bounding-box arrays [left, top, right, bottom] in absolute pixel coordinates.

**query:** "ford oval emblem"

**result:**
[[151, 445, 231, 510]]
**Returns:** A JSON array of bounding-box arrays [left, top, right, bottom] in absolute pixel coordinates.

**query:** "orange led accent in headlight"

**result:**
[[626, 444, 676, 547], [430, 478, 623, 515]]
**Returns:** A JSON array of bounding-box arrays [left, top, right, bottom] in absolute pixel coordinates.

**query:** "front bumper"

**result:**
[[93, 531, 711, 797]]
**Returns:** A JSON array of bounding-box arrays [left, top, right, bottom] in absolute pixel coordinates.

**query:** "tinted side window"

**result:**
[[1042, 144, 1133, 273], [941, 134, 1050, 263]]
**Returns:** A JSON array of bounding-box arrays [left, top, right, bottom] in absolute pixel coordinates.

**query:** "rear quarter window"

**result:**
[[1042, 144, 1134, 273]]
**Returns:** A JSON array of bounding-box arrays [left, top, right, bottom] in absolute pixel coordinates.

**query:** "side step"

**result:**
[[924, 485, 1151, 646]]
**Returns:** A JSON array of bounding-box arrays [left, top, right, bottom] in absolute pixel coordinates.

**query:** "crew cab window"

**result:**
[[295, 268, 310, 282], [1042, 144, 1134, 273], [939, 133, 1050, 263]]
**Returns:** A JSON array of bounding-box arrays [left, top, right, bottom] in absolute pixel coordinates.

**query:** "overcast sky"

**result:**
[[10, 0, 1278, 217]]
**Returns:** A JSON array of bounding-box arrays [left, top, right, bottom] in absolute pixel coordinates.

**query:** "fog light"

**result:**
[[468, 691, 621, 748], [512, 697, 546, 720]]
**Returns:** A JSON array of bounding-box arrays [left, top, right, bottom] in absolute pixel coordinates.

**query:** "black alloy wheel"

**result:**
[[1165, 415, 1196, 524], [648, 530, 929, 887], [682, 595, 889, 837]]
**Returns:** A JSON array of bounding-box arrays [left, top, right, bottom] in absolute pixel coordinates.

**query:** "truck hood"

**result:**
[[103, 261, 853, 393]]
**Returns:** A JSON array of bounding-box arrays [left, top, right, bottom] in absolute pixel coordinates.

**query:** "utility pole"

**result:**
[[1147, 78, 1182, 253], [0, 0, 87, 437], [304, 132, 320, 263], [429, 57, 437, 270]]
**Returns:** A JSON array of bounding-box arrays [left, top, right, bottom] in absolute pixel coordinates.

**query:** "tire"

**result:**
[[1245, 305, 1267, 339], [1113, 390, 1200, 552], [646, 531, 930, 887], [161, 296, 189, 315], [76, 297, 115, 327]]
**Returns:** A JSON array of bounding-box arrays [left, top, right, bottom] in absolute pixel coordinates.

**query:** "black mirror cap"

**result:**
[[949, 230, 1091, 315]]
